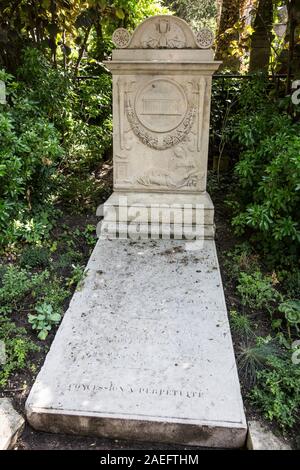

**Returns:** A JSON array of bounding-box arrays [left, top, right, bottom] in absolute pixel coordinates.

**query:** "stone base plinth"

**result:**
[[99, 191, 215, 239]]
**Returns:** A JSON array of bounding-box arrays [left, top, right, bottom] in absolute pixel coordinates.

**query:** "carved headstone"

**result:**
[[102, 15, 221, 238], [25, 19, 247, 446]]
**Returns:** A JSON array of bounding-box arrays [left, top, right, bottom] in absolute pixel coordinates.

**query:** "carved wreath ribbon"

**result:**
[[125, 96, 196, 151]]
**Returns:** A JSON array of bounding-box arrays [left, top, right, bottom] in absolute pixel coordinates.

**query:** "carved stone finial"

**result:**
[[195, 28, 214, 49], [112, 28, 131, 48], [128, 15, 199, 49]]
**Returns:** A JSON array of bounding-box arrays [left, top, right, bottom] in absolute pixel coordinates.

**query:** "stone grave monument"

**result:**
[[101, 15, 220, 239], [26, 16, 247, 448]]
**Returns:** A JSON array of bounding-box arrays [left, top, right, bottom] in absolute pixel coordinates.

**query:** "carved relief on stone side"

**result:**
[[197, 77, 207, 152], [117, 80, 125, 150], [194, 28, 214, 49], [123, 129, 134, 151], [112, 28, 131, 48], [125, 78, 197, 150], [135, 145, 205, 190], [114, 159, 131, 186], [126, 105, 196, 150], [117, 80, 136, 151], [139, 18, 186, 49]]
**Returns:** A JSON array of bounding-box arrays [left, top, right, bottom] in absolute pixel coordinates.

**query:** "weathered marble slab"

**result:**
[[26, 239, 247, 448]]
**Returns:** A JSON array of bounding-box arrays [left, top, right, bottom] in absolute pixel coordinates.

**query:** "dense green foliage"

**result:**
[[0, 66, 62, 246], [210, 76, 300, 270], [251, 355, 300, 429], [0, 220, 96, 387], [0, 48, 113, 245], [0, 61, 92, 244], [0, 0, 169, 71], [163, 0, 217, 29], [28, 303, 62, 340], [219, 77, 300, 264], [224, 239, 300, 429], [0, 316, 38, 388]]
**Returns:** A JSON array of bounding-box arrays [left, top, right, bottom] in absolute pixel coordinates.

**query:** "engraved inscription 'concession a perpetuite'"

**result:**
[[67, 382, 202, 399]]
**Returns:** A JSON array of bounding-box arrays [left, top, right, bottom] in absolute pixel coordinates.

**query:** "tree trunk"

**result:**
[[277, 0, 300, 88], [286, 0, 300, 82], [95, 17, 105, 62], [50, 0, 58, 67], [74, 26, 92, 77], [215, 0, 241, 70], [249, 0, 274, 73]]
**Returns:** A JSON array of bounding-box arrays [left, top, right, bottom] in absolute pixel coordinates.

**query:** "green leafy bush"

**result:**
[[237, 270, 282, 313], [276, 269, 300, 300], [83, 224, 97, 248], [20, 246, 50, 268], [237, 337, 282, 387], [278, 300, 300, 336], [0, 264, 68, 314], [224, 243, 260, 281], [28, 302, 62, 340], [0, 67, 63, 246], [53, 250, 84, 271], [17, 48, 71, 128], [57, 75, 113, 207], [226, 78, 300, 262], [251, 355, 300, 429], [37, 278, 69, 311], [0, 48, 113, 245], [0, 265, 35, 308], [0, 317, 38, 388], [230, 309, 255, 337], [66, 264, 86, 289], [210, 76, 242, 167]]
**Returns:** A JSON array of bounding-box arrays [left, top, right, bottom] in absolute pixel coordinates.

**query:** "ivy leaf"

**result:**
[[38, 329, 48, 341], [115, 8, 125, 20], [50, 313, 61, 323]]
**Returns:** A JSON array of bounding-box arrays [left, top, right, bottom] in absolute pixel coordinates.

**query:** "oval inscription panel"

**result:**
[[135, 79, 187, 134]]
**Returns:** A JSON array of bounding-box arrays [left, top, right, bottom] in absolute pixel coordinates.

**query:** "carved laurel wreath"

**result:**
[[126, 101, 196, 150]]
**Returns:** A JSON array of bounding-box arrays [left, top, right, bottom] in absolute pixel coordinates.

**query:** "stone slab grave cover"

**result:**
[[26, 16, 247, 448], [26, 239, 247, 447]]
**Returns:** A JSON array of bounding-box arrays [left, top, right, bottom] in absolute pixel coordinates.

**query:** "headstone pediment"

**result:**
[[112, 15, 214, 50]]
